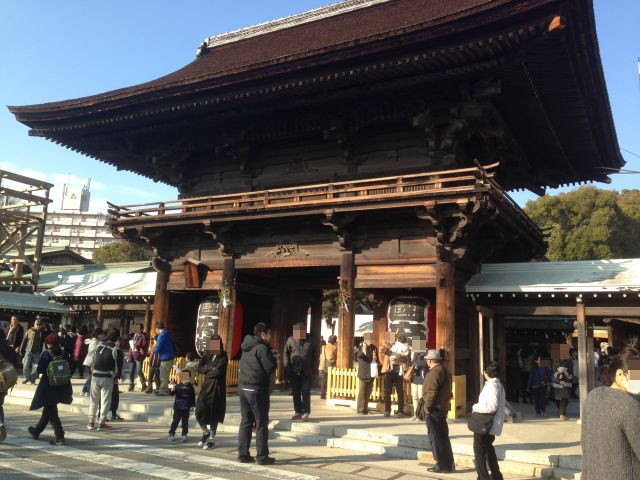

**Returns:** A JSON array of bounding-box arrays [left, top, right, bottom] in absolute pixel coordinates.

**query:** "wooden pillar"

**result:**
[[96, 301, 104, 329], [489, 315, 495, 362], [587, 325, 595, 391], [217, 257, 236, 353], [152, 263, 170, 336], [495, 315, 507, 386], [310, 292, 323, 386], [478, 310, 484, 389], [337, 252, 355, 368], [577, 301, 589, 417], [270, 285, 286, 384], [436, 261, 455, 374], [144, 302, 152, 334]]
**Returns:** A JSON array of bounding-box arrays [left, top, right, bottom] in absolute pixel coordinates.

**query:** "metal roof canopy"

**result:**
[[466, 259, 640, 295], [0, 291, 67, 314], [44, 271, 157, 300]]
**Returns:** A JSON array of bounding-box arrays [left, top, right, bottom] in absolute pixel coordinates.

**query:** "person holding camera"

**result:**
[[355, 333, 378, 415]]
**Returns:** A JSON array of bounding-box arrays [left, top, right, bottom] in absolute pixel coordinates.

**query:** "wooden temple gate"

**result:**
[[10, 0, 622, 406]]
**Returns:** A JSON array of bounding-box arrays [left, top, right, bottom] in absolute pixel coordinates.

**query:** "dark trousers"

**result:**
[[0, 392, 5, 424], [473, 433, 503, 480], [238, 388, 270, 461], [147, 366, 160, 391], [111, 383, 120, 416], [426, 410, 454, 471], [69, 360, 85, 379], [169, 409, 190, 436], [384, 370, 404, 414], [290, 372, 311, 415], [34, 404, 64, 440], [129, 359, 146, 388], [532, 387, 547, 414], [357, 379, 373, 413], [520, 372, 531, 403], [556, 399, 568, 416]]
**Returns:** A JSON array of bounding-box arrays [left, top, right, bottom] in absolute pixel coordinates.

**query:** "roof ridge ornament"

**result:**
[[196, 0, 392, 56]]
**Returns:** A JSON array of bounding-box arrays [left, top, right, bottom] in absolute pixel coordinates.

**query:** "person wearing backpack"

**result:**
[[87, 328, 123, 431], [82, 327, 105, 396], [0, 329, 19, 442], [27, 333, 72, 446]]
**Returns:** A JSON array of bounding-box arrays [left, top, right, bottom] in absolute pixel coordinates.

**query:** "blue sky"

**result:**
[[1, 1, 638, 212]]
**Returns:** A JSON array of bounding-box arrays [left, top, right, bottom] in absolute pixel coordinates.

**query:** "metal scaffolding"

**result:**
[[0, 170, 53, 292]]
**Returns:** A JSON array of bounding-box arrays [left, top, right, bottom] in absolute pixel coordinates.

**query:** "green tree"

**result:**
[[524, 186, 640, 260], [92, 241, 151, 263]]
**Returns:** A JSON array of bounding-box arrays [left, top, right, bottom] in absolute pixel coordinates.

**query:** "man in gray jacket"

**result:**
[[19, 319, 44, 384]]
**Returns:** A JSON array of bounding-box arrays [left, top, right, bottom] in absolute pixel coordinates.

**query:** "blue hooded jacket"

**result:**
[[153, 328, 176, 361]]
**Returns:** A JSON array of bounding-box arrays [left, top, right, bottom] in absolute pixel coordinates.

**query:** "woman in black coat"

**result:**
[[28, 335, 73, 445], [195, 334, 227, 450]]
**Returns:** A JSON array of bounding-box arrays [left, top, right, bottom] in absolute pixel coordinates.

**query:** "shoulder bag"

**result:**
[[467, 412, 495, 435]]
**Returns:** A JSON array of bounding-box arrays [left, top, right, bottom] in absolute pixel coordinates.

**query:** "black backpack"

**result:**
[[93, 342, 118, 372]]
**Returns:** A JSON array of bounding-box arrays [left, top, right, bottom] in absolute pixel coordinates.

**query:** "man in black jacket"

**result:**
[[238, 322, 277, 465], [284, 323, 315, 421]]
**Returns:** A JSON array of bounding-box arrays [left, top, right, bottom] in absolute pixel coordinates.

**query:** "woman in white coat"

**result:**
[[472, 361, 506, 480]]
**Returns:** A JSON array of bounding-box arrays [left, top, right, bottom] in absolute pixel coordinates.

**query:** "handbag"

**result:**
[[370, 361, 379, 378], [403, 364, 416, 382], [415, 398, 426, 420], [467, 412, 495, 435]]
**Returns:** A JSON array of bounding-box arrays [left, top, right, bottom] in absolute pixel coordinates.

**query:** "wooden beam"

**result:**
[[488, 305, 577, 316], [436, 262, 455, 374], [577, 301, 589, 418], [585, 306, 640, 317], [337, 252, 355, 368]]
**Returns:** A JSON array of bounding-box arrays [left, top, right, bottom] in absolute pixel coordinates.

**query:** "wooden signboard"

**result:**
[[195, 296, 220, 357]]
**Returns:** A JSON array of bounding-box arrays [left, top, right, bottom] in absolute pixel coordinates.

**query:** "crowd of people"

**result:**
[[1, 313, 639, 479]]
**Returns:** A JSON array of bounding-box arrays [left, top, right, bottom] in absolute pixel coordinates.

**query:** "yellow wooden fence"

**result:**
[[326, 367, 466, 419], [140, 357, 239, 393]]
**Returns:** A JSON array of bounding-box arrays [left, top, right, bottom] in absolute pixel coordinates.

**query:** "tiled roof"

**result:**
[[466, 259, 640, 294]]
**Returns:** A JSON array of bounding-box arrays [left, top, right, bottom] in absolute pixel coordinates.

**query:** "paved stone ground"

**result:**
[[1, 404, 538, 480]]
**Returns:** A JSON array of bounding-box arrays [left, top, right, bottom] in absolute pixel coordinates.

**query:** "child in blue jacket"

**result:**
[[168, 370, 196, 442]]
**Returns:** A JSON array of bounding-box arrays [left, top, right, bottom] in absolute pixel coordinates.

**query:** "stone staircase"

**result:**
[[5, 383, 582, 480]]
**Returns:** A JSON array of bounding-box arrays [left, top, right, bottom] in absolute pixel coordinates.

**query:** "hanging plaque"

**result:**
[[195, 296, 220, 357]]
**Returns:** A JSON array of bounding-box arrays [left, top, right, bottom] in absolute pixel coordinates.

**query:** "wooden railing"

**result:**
[[140, 356, 239, 393], [326, 367, 466, 419], [108, 163, 500, 224]]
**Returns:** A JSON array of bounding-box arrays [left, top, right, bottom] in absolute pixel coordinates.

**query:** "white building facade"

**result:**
[[28, 211, 116, 259]]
